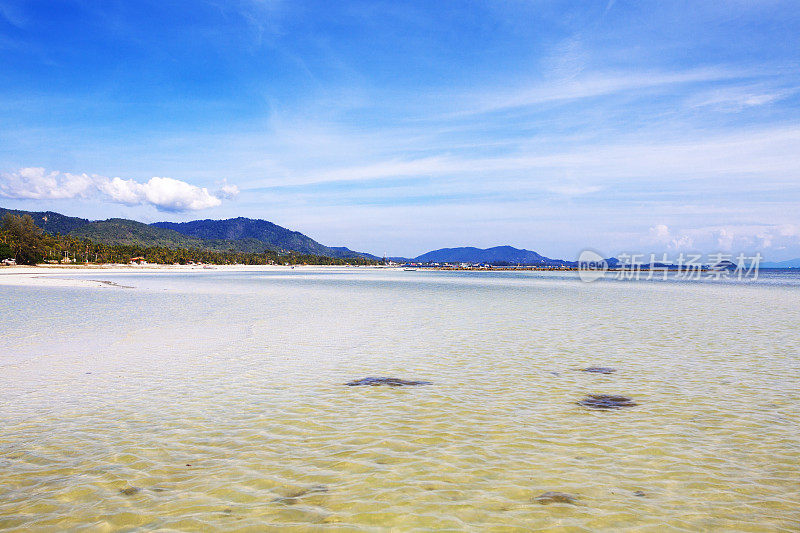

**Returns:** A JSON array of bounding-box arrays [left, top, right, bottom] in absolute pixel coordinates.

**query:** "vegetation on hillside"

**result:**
[[153, 217, 376, 259], [0, 207, 90, 235], [71, 219, 293, 254], [0, 207, 375, 259], [70, 218, 207, 249], [0, 213, 377, 266]]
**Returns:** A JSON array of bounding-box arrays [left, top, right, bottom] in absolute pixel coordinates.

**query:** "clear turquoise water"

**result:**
[[1, 268, 799, 531]]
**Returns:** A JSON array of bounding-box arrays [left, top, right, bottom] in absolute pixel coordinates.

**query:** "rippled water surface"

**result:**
[[1, 268, 799, 531]]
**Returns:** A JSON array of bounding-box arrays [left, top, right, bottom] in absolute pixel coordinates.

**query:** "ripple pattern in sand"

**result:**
[[1, 269, 799, 531]]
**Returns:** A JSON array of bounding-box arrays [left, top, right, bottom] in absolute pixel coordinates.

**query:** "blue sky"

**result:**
[[1, 1, 799, 259]]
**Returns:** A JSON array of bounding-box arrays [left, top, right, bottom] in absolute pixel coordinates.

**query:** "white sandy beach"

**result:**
[[0, 264, 228, 288], [0, 264, 388, 288]]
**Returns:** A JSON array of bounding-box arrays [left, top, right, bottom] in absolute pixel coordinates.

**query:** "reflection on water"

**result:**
[[1, 268, 799, 530]]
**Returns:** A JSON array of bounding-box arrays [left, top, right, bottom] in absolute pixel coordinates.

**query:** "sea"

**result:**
[[1, 267, 799, 531]]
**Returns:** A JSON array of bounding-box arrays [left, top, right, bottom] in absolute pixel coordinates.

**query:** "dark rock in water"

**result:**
[[633, 490, 646, 497], [272, 484, 329, 505], [582, 367, 616, 374], [534, 491, 578, 505], [578, 394, 637, 409], [345, 377, 431, 387], [119, 486, 141, 496]]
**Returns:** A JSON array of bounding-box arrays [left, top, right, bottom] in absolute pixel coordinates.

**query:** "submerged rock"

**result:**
[[578, 394, 637, 409], [534, 491, 578, 505], [89, 279, 134, 289], [581, 367, 616, 374], [345, 377, 432, 387], [272, 484, 329, 505], [119, 486, 141, 496]]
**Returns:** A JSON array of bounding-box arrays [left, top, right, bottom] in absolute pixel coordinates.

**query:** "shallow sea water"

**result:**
[[1, 268, 799, 531]]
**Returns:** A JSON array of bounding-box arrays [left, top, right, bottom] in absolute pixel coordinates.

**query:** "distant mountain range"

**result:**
[[762, 258, 800, 268], [10, 205, 790, 267], [152, 218, 368, 259], [1, 206, 574, 264], [411, 245, 572, 265], [0, 207, 377, 259]]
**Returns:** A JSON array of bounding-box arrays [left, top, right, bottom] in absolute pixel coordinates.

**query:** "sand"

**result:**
[[0, 263, 385, 288]]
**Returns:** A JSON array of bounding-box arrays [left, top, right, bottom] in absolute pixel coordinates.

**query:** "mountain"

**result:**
[[152, 218, 376, 258], [1, 207, 376, 258], [0, 207, 89, 235], [413, 246, 568, 265], [762, 258, 800, 268], [70, 218, 282, 253], [70, 218, 205, 249], [3, 206, 586, 264]]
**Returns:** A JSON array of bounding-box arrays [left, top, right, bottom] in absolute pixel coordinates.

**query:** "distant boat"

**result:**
[[403, 268, 418, 271]]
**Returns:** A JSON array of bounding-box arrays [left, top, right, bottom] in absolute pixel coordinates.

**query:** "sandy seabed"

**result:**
[[2, 266, 799, 530]]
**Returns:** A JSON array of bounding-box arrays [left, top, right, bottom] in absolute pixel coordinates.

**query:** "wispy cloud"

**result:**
[[0, 1, 27, 29], [688, 84, 797, 111], [449, 67, 750, 117], [1, 2, 798, 258], [279, 125, 800, 186], [546, 184, 603, 196], [0, 168, 238, 211]]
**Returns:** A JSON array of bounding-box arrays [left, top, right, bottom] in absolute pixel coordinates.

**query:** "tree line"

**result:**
[[0, 213, 377, 266]]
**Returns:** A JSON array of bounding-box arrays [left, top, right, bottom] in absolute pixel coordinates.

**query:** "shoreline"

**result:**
[[0, 263, 380, 288]]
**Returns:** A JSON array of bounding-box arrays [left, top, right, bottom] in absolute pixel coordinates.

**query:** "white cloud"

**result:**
[[97, 176, 222, 211], [0, 167, 94, 199], [647, 224, 695, 250], [216, 183, 240, 199], [777, 224, 800, 237], [650, 224, 670, 240], [716, 228, 735, 249], [0, 167, 235, 211], [98, 177, 143, 205], [646, 223, 800, 254]]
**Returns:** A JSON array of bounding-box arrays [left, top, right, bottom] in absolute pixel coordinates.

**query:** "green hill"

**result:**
[[0, 207, 89, 235], [0, 207, 375, 258], [70, 218, 204, 248], [153, 218, 377, 258], [70, 218, 278, 253]]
